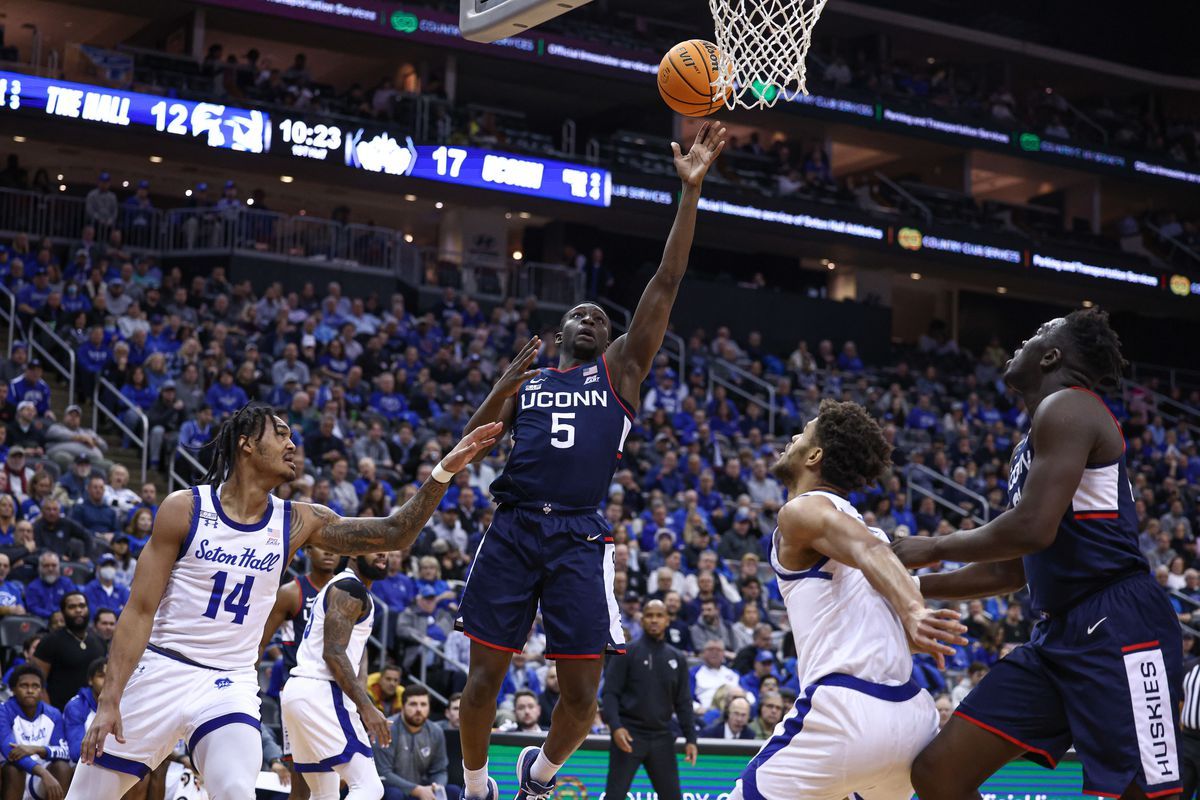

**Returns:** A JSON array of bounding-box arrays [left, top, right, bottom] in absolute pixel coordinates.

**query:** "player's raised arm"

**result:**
[[781, 495, 967, 668], [606, 122, 726, 396], [293, 422, 502, 555], [79, 489, 194, 764], [321, 584, 391, 747], [893, 389, 1097, 569], [461, 336, 541, 461]]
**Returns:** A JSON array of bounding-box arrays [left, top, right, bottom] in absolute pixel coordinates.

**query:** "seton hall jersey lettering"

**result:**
[[291, 570, 374, 682], [1009, 390, 1147, 615], [490, 355, 634, 511], [149, 485, 290, 670], [772, 491, 913, 688]]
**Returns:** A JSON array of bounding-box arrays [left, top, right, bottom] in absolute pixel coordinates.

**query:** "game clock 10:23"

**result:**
[[279, 118, 343, 160]]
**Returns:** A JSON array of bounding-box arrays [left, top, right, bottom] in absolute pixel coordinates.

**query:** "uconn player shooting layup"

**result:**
[[896, 308, 1183, 800], [68, 404, 502, 800], [455, 122, 726, 800], [729, 400, 965, 800]]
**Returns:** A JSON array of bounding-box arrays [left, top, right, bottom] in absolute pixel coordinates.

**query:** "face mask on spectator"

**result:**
[[99, 566, 117, 582]]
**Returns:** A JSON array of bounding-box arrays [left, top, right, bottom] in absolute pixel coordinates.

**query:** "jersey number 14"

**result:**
[[203, 571, 255, 625]]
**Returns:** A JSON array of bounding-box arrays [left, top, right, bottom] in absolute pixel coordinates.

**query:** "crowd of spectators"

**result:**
[[0, 204, 1194, 795]]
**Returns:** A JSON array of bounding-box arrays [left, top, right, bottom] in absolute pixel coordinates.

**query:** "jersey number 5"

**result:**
[[203, 571, 255, 625], [551, 412, 575, 449]]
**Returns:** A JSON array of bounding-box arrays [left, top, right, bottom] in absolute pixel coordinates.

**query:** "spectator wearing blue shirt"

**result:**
[[8, 360, 50, 417], [905, 394, 939, 431], [0, 553, 25, 615], [205, 370, 249, 419], [63, 657, 105, 763], [738, 650, 780, 696], [69, 475, 119, 538], [372, 552, 416, 613], [15, 272, 51, 329], [369, 373, 408, 422], [75, 326, 110, 400], [82, 554, 129, 617], [25, 552, 73, 621], [0, 665, 71, 798], [499, 652, 542, 704]]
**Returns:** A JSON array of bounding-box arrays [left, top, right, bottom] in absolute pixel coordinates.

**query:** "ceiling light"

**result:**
[[910, 272, 922, 280], [504, 212, 512, 219], [121, 180, 129, 188], [403, 234, 414, 243], [826, 262, 835, 270], [11, 136, 25, 143], [246, 198, 254, 206], [518, 212, 531, 219], [58, 184, 66, 192], [185, 189, 193, 197], [56, 174, 63, 181], [404, 194, 417, 202], [435, 202, 444, 209], [512, 250, 524, 261], [148, 155, 163, 163], [280, 175, 294, 184], [996, 286, 1007, 294], [1082, 299, 1094, 308]]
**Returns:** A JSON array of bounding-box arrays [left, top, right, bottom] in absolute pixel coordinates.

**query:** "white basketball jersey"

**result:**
[[290, 569, 374, 682], [149, 485, 290, 670], [773, 490, 913, 688]]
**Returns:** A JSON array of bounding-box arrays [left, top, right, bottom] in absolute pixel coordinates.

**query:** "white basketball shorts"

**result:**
[[280, 675, 373, 773], [729, 674, 939, 800], [92, 647, 261, 779]]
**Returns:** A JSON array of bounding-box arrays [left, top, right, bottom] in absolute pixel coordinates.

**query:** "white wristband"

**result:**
[[913, 575, 922, 592], [431, 462, 456, 484]]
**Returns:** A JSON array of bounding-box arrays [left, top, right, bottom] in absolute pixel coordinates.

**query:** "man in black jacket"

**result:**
[[602, 599, 698, 800]]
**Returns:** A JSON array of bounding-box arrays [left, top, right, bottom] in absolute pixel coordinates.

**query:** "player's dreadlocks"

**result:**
[[814, 399, 892, 492], [1062, 306, 1127, 391], [202, 403, 277, 484]]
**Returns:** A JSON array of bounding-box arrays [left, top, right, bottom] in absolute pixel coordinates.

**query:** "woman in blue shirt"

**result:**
[[317, 337, 351, 383], [119, 366, 156, 442]]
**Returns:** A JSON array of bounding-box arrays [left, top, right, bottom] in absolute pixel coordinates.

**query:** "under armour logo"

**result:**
[[543, 504, 552, 515], [203, 518, 219, 528]]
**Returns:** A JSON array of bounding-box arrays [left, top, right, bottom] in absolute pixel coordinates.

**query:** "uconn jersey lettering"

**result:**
[[491, 355, 633, 512], [148, 484, 290, 670], [1009, 394, 1147, 615]]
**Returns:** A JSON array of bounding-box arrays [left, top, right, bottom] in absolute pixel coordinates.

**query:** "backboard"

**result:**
[[460, 0, 595, 42]]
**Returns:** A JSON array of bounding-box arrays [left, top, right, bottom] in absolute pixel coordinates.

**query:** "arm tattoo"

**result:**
[[322, 587, 375, 712], [308, 479, 450, 555]]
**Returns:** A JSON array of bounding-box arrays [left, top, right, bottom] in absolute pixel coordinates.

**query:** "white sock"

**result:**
[[530, 751, 564, 785], [464, 761, 490, 798]]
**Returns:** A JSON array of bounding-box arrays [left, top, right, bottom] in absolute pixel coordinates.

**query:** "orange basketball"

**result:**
[[658, 39, 730, 117]]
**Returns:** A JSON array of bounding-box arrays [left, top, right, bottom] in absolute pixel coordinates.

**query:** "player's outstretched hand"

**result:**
[[672, 121, 727, 188], [442, 422, 504, 473], [80, 701, 124, 764], [494, 336, 542, 398], [359, 702, 392, 748], [892, 535, 940, 569], [904, 606, 968, 671]]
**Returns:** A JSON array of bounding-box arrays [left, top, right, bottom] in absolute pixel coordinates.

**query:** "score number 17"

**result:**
[[432, 146, 467, 178]]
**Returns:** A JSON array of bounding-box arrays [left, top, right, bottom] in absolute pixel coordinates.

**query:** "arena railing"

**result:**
[[28, 319, 75, 409], [1121, 378, 1200, 438], [167, 445, 208, 494], [92, 376, 149, 485], [1130, 361, 1200, 397], [905, 462, 990, 527], [514, 261, 586, 311], [708, 358, 777, 437], [598, 297, 686, 378], [0, 284, 16, 359], [1166, 590, 1200, 640]]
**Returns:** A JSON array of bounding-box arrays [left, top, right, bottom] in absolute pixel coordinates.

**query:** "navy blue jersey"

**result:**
[[1009, 388, 1147, 615], [281, 574, 321, 671], [490, 355, 634, 512]]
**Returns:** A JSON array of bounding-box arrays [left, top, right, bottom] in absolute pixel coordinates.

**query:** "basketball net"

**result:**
[[708, 0, 830, 110]]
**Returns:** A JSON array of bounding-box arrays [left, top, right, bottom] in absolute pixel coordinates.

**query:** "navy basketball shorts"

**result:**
[[956, 572, 1183, 798], [457, 506, 626, 659]]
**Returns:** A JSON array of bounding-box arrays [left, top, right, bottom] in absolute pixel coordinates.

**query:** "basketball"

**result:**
[[658, 39, 730, 117]]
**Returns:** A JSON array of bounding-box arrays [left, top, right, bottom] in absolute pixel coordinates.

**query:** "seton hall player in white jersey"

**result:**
[[729, 399, 966, 800], [455, 122, 726, 800], [68, 403, 502, 800], [281, 553, 389, 800]]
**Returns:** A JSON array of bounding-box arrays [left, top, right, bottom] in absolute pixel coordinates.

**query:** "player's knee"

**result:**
[[201, 772, 258, 800], [910, 746, 948, 799], [346, 770, 384, 800]]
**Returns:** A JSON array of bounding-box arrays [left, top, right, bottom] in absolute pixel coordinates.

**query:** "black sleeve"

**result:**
[[672, 649, 696, 744], [601, 652, 629, 731], [330, 578, 370, 619], [33, 634, 57, 664]]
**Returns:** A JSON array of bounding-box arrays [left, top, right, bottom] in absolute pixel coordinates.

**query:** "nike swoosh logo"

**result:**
[[586, 533, 603, 542], [1087, 617, 1108, 635]]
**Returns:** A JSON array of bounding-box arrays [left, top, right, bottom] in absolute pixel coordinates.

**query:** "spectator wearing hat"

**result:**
[[25, 552, 73, 621], [124, 179, 155, 244], [45, 404, 108, 471], [9, 358, 50, 418], [34, 498, 91, 562], [643, 369, 687, 415], [718, 509, 761, 562], [15, 271, 51, 328], [394, 585, 453, 672], [0, 342, 27, 386], [738, 649, 779, 697], [0, 446, 36, 504], [147, 380, 185, 470], [433, 396, 471, 438], [206, 369, 249, 420], [59, 453, 96, 502], [82, 553, 130, 618], [103, 278, 132, 317], [85, 172, 118, 229], [75, 326, 110, 401]]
